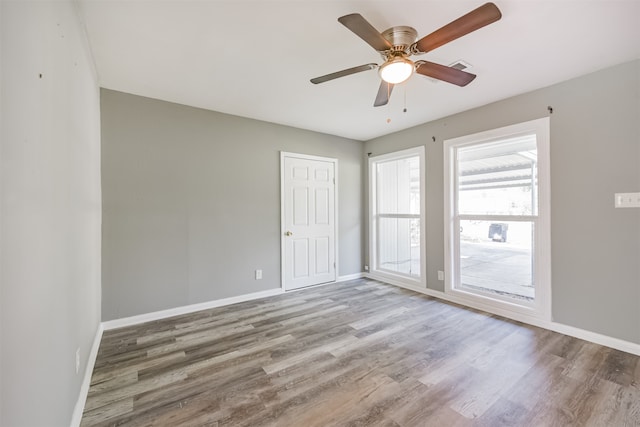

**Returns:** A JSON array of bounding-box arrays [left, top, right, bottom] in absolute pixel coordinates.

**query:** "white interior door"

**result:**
[[282, 154, 336, 290]]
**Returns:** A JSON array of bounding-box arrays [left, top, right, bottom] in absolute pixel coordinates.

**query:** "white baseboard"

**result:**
[[284, 274, 365, 293], [365, 273, 640, 356], [549, 322, 640, 356], [337, 272, 364, 282], [102, 288, 284, 330], [70, 322, 104, 427], [103, 274, 369, 331], [104, 274, 368, 331]]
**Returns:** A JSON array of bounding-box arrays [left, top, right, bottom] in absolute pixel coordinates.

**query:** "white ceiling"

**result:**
[[77, 1, 640, 141]]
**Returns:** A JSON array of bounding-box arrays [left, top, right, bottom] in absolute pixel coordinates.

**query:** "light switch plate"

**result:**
[[615, 192, 640, 208]]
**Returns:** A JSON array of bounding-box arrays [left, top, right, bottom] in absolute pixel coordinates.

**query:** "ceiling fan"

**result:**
[[310, 3, 502, 107]]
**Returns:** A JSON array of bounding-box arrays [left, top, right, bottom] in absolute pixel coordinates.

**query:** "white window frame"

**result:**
[[369, 146, 426, 289], [444, 118, 551, 321]]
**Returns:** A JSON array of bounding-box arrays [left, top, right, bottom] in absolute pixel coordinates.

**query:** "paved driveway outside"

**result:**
[[460, 240, 534, 300]]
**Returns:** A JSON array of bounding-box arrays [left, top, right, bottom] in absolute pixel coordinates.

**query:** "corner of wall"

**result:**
[[0, 0, 103, 425], [0, 0, 4, 422]]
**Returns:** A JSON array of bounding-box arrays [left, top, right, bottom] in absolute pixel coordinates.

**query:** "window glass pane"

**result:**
[[377, 156, 420, 215], [378, 217, 420, 277], [458, 135, 538, 216], [459, 220, 533, 301]]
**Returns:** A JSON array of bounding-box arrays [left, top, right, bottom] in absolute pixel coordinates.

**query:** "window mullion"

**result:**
[[458, 214, 538, 222], [378, 213, 421, 219]]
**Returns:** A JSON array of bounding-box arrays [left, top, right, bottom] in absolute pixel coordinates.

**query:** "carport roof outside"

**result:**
[[458, 134, 537, 192]]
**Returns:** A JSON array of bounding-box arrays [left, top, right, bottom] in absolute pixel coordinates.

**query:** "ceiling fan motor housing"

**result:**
[[379, 26, 418, 84], [381, 26, 418, 53]]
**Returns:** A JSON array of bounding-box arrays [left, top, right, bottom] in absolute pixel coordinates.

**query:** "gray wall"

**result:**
[[1, 1, 102, 426], [365, 60, 640, 344], [101, 89, 364, 321]]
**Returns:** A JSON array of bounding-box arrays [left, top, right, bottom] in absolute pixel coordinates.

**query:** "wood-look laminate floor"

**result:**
[[82, 279, 640, 426]]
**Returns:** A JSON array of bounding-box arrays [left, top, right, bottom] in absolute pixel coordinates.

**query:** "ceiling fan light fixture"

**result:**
[[379, 56, 414, 84]]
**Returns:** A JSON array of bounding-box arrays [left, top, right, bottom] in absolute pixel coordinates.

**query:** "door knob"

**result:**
[[285, 231, 293, 236]]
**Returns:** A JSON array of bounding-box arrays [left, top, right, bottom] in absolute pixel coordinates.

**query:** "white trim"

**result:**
[[334, 158, 340, 284], [365, 273, 640, 357], [368, 146, 426, 289], [549, 322, 640, 357], [102, 273, 367, 332], [280, 152, 339, 291], [283, 280, 338, 293], [443, 117, 551, 320], [337, 272, 364, 282], [70, 323, 104, 427], [102, 288, 284, 330]]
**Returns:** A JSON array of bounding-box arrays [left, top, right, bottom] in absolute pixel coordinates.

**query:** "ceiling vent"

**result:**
[[450, 60, 472, 71]]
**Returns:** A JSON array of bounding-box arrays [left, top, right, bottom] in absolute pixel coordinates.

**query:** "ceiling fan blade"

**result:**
[[338, 13, 393, 52], [374, 81, 394, 107], [415, 60, 476, 86], [412, 2, 501, 54], [310, 63, 377, 84]]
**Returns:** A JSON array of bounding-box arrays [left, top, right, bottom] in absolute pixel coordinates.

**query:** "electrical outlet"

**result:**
[[75, 348, 80, 374], [364, 265, 369, 271], [615, 192, 640, 208], [438, 270, 445, 281], [255, 269, 262, 280]]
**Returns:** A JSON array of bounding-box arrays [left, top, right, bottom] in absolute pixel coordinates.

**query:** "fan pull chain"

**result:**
[[403, 84, 407, 113], [386, 83, 392, 123]]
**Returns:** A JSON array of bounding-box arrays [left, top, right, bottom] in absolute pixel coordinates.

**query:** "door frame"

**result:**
[[280, 152, 339, 291]]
